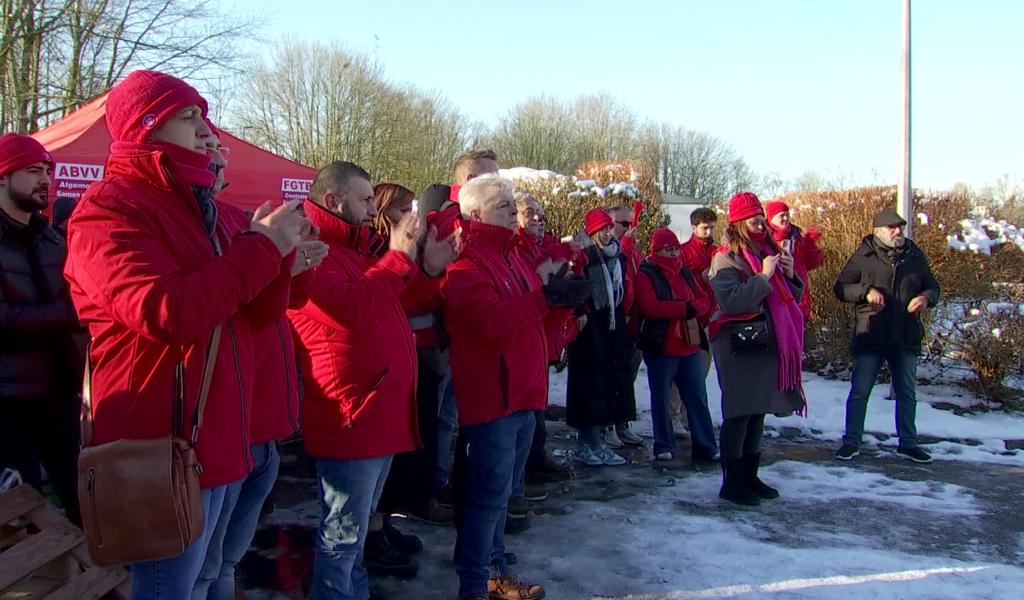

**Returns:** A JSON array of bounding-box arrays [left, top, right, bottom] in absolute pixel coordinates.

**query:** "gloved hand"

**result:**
[[543, 277, 594, 308]]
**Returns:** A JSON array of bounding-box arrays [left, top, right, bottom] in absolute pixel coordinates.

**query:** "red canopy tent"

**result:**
[[31, 93, 315, 213]]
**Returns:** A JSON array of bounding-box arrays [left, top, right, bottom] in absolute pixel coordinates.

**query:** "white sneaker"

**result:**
[[573, 445, 603, 466], [654, 452, 674, 461], [603, 427, 624, 449], [595, 444, 627, 466]]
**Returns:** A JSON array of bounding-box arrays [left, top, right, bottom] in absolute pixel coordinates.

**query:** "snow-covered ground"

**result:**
[[245, 364, 1024, 600], [549, 364, 1024, 465]]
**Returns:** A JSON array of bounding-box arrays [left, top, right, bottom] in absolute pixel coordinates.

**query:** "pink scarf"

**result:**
[[743, 243, 806, 410]]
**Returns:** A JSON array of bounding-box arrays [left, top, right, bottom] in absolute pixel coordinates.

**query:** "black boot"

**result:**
[[382, 517, 423, 555], [363, 530, 418, 579], [718, 458, 760, 506], [743, 453, 779, 500]]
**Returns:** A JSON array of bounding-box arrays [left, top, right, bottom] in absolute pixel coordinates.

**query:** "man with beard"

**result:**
[[0, 133, 85, 524], [834, 210, 940, 464]]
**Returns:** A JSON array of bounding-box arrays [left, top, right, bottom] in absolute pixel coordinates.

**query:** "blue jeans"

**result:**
[[435, 378, 457, 490], [192, 442, 280, 599], [313, 455, 393, 600], [454, 410, 535, 597], [130, 486, 229, 600], [644, 351, 718, 457], [843, 352, 919, 448]]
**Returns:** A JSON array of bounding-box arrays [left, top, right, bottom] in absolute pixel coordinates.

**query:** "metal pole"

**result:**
[[898, 0, 912, 238]]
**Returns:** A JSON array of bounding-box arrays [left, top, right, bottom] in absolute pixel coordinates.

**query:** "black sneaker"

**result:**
[[523, 484, 548, 502], [363, 530, 418, 579], [504, 514, 532, 535], [835, 444, 860, 461], [507, 496, 529, 518], [897, 445, 933, 464], [382, 520, 423, 555]]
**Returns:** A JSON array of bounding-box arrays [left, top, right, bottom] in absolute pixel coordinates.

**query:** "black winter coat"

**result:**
[[833, 236, 940, 355], [565, 244, 637, 429], [0, 209, 84, 400]]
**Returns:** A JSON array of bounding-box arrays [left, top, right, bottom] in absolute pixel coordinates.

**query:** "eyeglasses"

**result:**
[[615, 220, 631, 228]]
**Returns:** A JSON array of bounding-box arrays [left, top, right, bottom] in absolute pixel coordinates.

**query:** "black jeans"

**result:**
[[0, 395, 81, 525], [378, 353, 443, 513], [719, 414, 765, 460]]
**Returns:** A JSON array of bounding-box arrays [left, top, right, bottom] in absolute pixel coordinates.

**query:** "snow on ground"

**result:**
[[260, 459, 1023, 599], [548, 363, 1024, 464]]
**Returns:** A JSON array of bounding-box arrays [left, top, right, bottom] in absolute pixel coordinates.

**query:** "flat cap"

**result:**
[[872, 209, 908, 228]]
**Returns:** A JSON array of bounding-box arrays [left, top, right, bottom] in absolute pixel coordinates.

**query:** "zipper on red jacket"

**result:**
[[274, 321, 298, 432], [225, 321, 252, 472]]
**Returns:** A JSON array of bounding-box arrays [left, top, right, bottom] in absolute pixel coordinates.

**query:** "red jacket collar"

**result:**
[[464, 220, 516, 254], [305, 199, 376, 254]]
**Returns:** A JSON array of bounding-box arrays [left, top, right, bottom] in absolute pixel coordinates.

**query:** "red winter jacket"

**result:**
[[65, 147, 288, 489], [288, 201, 420, 460], [515, 230, 579, 363], [442, 221, 549, 426], [771, 224, 824, 319], [217, 204, 302, 445], [635, 257, 713, 357]]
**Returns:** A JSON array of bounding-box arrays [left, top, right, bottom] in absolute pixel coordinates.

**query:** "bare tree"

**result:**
[[1, 0, 259, 133], [233, 42, 473, 193], [647, 124, 755, 205]]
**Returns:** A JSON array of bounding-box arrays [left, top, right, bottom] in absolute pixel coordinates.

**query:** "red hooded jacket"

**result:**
[[218, 204, 302, 445], [288, 201, 420, 460], [442, 221, 550, 426], [771, 224, 824, 319], [515, 229, 580, 363], [65, 146, 288, 489]]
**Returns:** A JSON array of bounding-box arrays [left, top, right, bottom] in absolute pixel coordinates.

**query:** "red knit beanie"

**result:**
[[764, 201, 789, 224], [584, 208, 613, 236], [649, 227, 680, 254], [728, 192, 764, 224], [0, 133, 54, 177], [105, 70, 208, 143]]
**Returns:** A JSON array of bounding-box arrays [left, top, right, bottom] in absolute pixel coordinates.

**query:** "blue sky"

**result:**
[[236, 0, 1022, 191]]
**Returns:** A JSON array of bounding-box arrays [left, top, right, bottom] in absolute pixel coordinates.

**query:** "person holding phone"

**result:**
[[765, 201, 824, 320], [708, 193, 806, 506]]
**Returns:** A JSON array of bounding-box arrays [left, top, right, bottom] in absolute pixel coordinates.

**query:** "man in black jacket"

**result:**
[[833, 209, 940, 464], [0, 133, 84, 523]]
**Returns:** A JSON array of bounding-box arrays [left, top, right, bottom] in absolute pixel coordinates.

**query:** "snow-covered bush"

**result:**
[[500, 160, 669, 249], [769, 187, 1024, 404], [930, 295, 1024, 408]]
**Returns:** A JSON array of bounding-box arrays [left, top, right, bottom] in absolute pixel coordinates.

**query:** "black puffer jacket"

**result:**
[[833, 236, 940, 354], [0, 209, 84, 400]]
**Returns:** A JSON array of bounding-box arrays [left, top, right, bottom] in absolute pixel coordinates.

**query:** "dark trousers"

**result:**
[[719, 414, 765, 460], [526, 410, 547, 471], [843, 352, 920, 448], [0, 395, 82, 525], [378, 353, 443, 513]]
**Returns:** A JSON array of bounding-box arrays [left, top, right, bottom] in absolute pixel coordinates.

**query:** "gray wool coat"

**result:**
[[709, 250, 806, 420]]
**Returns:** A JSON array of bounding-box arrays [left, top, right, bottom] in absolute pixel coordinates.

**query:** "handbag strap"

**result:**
[[80, 324, 223, 448], [190, 324, 222, 445]]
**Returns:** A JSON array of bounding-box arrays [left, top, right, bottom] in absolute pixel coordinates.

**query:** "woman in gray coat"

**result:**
[[708, 192, 806, 506]]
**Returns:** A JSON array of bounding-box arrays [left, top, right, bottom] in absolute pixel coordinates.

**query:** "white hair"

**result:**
[[458, 173, 514, 218]]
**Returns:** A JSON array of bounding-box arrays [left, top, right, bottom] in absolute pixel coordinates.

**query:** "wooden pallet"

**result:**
[[0, 484, 130, 599]]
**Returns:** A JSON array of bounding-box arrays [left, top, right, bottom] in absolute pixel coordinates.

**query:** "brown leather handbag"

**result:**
[[77, 325, 222, 567]]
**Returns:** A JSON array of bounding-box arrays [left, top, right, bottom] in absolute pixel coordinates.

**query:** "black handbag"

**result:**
[[729, 313, 772, 352]]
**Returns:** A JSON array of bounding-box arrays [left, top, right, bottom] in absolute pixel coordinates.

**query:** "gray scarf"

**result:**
[[576, 232, 624, 329]]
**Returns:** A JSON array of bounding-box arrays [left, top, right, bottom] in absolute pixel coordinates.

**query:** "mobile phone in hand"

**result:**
[[781, 239, 793, 253]]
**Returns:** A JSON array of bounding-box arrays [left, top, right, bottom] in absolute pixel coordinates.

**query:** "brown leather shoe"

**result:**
[[487, 574, 546, 600], [408, 497, 454, 524]]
